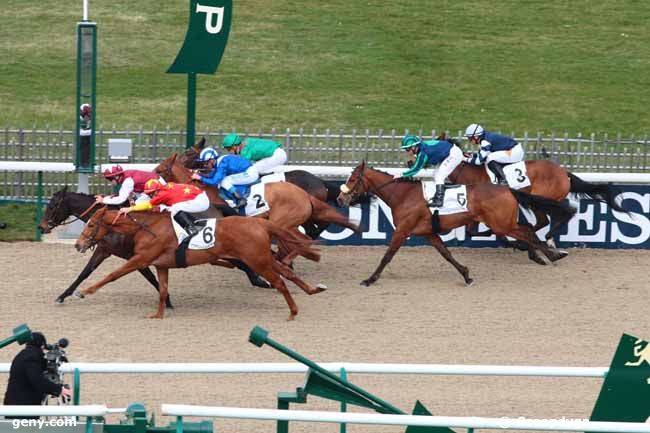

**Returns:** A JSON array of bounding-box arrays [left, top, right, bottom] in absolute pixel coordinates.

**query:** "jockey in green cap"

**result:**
[[399, 134, 464, 208], [221, 133, 288, 175]]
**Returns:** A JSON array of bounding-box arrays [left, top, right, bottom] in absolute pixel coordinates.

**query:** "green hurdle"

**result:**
[[0, 324, 32, 350]]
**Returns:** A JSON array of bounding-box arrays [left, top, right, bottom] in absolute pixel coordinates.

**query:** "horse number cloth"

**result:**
[[422, 183, 469, 216], [486, 161, 531, 189], [171, 217, 217, 249]]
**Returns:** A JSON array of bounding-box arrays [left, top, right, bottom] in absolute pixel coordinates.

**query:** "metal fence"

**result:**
[[1, 126, 649, 199]]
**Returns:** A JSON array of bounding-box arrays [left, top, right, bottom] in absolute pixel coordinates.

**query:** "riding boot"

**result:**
[[428, 184, 445, 208], [173, 211, 199, 237], [487, 161, 508, 185], [231, 190, 248, 209]]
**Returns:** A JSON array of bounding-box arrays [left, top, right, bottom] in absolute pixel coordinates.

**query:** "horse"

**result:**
[[441, 135, 626, 245], [154, 154, 362, 258], [178, 137, 344, 238], [336, 161, 576, 286], [38, 188, 272, 306], [74, 207, 325, 320]]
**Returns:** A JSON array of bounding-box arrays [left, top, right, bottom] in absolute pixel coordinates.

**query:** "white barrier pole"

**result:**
[[0, 405, 107, 417], [161, 405, 650, 433], [0, 362, 609, 377]]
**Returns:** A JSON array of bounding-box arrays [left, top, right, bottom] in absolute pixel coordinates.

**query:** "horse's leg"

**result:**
[[466, 221, 526, 251], [424, 233, 473, 285], [148, 267, 169, 319], [227, 259, 272, 289], [136, 267, 174, 309], [56, 246, 111, 303], [507, 224, 567, 264], [309, 197, 362, 234], [252, 265, 300, 321], [361, 228, 410, 286], [271, 260, 326, 295], [75, 256, 147, 298]]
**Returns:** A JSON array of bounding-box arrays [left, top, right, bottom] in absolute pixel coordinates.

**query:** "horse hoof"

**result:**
[[54, 298, 64, 305], [287, 314, 296, 321], [316, 283, 328, 290], [465, 279, 474, 287], [556, 250, 569, 259], [360, 280, 371, 287], [146, 314, 164, 319], [72, 290, 85, 299]]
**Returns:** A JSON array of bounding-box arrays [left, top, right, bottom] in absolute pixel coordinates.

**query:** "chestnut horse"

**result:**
[[38, 188, 271, 306], [74, 208, 325, 320], [178, 138, 344, 239], [337, 161, 576, 286], [154, 155, 362, 254]]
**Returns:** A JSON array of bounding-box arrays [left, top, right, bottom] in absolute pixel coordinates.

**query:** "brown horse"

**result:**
[[74, 208, 325, 320], [443, 138, 625, 245], [337, 161, 576, 286], [154, 154, 362, 256]]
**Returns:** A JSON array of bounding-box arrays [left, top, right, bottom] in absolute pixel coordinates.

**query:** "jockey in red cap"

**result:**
[[96, 165, 166, 206]]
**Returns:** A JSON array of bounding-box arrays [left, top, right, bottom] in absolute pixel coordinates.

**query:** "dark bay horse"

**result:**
[[155, 155, 362, 255], [75, 208, 325, 320], [179, 138, 343, 238], [337, 161, 576, 286], [39, 188, 271, 305]]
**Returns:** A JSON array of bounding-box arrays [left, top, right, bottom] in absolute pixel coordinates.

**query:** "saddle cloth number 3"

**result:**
[[502, 161, 531, 189]]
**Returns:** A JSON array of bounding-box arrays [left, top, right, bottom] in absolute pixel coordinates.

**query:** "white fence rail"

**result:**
[[0, 405, 109, 417], [0, 362, 608, 377], [3, 161, 650, 184], [161, 405, 650, 433]]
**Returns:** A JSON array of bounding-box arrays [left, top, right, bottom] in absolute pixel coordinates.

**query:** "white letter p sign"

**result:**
[[196, 4, 224, 34]]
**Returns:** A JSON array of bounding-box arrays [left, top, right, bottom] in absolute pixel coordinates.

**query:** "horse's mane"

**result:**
[[367, 166, 419, 184]]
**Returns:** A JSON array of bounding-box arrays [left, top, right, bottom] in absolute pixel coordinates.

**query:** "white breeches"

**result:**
[[220, 166, 259, 191], [169, 192, 210, 217], [434, 145, 464, 185], [134, 193, 151, 204], [485, 143, 524, 164], [253, 148, 288, 175]]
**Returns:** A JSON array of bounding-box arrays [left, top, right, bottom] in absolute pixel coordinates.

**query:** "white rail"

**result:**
[[1, 160, 650, 183], [0, 362, 609, 377], [0, 405, 108, 417], [161, 405, 650, 432]]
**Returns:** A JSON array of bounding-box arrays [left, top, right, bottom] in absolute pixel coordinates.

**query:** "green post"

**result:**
[[186, 73, 197, 149], [176, 416, 184, 433], [249, 326, 404, 415], [73, 368, 81, 406], [85, 417, 93, 433], [339, 368, 347, 433], [75, 21, 97, 173], [0, 324, 32, 349], [34, 171, 43, 241]]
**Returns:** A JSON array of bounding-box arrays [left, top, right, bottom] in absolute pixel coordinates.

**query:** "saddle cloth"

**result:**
[[221, 182, 271, 217], [170, 217, 217, 249], [260, 172, 286, 184], [486, 161, 531, 189], [422, 183, 469, 216]]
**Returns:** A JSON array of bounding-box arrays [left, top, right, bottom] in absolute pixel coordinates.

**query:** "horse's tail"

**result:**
[[567, 172, 627, 213], [510, 189, 576, 223], [261, 220, 321, 263]]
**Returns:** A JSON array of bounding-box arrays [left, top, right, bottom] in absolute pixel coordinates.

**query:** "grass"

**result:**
[[0, 202, 38, 242], [1, 1, 649, 134]]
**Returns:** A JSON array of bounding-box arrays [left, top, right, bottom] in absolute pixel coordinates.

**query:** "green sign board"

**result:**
[[167, 0, 232, 148], [168, 0, 232, 74], [591, 333, 650, 423]]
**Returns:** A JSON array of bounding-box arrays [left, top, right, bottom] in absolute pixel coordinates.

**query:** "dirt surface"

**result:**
[[0, 242, 647, 433]]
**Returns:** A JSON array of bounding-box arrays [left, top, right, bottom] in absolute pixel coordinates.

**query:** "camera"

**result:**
[[43, 338, 69, 385]]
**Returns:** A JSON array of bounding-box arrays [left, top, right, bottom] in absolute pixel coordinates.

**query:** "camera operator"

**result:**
[[3, 332, 72, 419]]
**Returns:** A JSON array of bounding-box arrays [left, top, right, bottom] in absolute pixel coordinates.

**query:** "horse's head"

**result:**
[[154, 154, 179, 182], [39, 186, 69, 234], [177, 137, 208, 170], [75, 207, 110, 253], [337, 161, 371, 207]]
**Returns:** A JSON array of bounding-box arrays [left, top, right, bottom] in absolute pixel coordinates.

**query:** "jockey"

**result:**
[[118, 179, 210, 236], [97, 165, 166, 206], [399, 134, 464, 208], [220, 133, 288, 175], [191, 146, 259, 209], [464, 124, 524, 185]]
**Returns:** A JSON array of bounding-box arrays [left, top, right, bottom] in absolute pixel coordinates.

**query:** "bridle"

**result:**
[[45, 196, 100, 230], [340, 166, 398, 202]]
